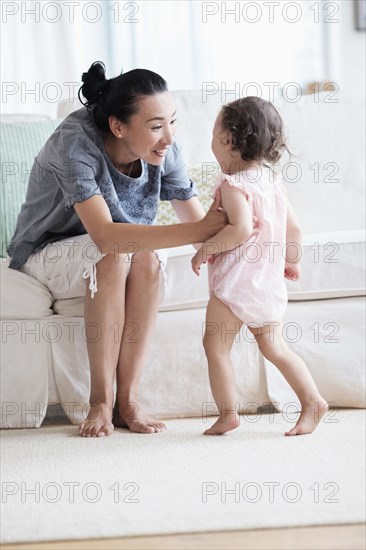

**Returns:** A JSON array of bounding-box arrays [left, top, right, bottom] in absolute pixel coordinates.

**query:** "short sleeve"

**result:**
[[37, 128, 104, 212], [213, 172, 253, 204], [52, 159, 102, 212], [160, 141, 198, 201]]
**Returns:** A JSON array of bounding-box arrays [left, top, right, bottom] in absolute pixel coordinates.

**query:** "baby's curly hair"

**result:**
[[220, 97, 288, 165]]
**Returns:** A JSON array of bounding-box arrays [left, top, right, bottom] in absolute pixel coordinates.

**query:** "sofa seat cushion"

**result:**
[[51, 229, 365, 317], [160, 229, 365, 312], [1, 258, 54, 319], [286, 229, 365, 300]]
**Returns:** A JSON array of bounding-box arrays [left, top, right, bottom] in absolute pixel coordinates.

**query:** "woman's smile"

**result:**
[[152, 148, 169, 158]]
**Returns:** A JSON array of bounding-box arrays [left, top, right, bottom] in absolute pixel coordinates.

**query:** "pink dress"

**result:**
[[208, 168, 288, 327]]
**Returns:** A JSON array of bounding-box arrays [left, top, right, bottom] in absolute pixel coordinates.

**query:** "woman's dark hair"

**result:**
[[78, 61, 168, 132], [220, 97, 288, 165]]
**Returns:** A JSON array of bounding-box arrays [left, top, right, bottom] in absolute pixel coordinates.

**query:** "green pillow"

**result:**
[[0, 119, 63, 257], [156, 164, 220, 225]]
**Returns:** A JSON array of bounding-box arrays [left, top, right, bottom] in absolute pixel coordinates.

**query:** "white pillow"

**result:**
[[1, 258, 53, 319]]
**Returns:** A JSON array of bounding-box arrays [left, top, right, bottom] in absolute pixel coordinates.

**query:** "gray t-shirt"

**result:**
[[7, 107, 197, 270]]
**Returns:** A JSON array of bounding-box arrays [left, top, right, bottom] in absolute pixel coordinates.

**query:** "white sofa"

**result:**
[[1, 90, 365, 428]]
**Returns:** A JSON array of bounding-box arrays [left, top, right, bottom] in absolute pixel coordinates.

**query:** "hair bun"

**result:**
[[79, 61, 107, 107]]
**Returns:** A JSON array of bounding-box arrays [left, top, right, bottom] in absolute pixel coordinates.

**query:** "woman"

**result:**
[[6, 62, 226, 438]]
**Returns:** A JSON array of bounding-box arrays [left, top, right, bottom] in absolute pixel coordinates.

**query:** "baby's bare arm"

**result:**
[[286, 198, 303, 250], [201, 180, 253, 256], [285, 198, 303, 280], [192, 181, 253, 275]]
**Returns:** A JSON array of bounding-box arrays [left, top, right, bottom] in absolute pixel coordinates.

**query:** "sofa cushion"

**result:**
[[51, 229, 365, 317], [0, 118, 63, 258], [156, 164, 216, 225], [285, 230, 365, 300], [0, 258, 54, 319], [160, 230, 365, 311]]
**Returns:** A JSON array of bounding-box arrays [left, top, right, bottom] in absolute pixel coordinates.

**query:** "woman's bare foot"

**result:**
[[203, 411, 240, 435], [113, 399, 166, 434], [78, 402, 114, 438], [285, 399, 329, 436]]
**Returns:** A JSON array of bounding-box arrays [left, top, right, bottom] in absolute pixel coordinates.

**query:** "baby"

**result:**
[[192, 97, 328, 436]]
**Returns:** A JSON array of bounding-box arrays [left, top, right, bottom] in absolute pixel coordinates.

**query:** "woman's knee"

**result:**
[[96, 252, 130, 278], [130, 251, 160, 280]]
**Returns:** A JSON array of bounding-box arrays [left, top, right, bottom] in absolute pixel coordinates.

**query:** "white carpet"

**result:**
[[1, 410, 365, 544]]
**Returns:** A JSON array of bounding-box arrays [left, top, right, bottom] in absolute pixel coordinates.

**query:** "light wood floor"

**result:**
[[2, 524, 365, 550]]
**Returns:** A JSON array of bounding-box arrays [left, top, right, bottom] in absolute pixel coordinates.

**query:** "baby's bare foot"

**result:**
[[78, 402, 114, 438], [203, 412, 240, 435], [285, 399, 329, 436], [113, 400, 166, 434]]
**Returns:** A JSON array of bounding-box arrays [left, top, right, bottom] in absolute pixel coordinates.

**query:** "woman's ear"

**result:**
[[108, 116, 125, 138]]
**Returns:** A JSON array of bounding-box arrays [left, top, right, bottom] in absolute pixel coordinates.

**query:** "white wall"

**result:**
[[326, 0, 366, 95]]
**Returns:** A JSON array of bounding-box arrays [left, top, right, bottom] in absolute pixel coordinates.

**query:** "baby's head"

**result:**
[[212, 97, 287, 173]]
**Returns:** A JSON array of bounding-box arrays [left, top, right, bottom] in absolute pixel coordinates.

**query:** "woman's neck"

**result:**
[[102, 133, 138, 173]]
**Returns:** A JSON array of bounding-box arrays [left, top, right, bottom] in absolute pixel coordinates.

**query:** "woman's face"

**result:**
[[118, 92, 177, 165]]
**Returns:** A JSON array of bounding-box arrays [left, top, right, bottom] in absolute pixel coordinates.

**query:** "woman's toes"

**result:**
[[90, 426, 100, 437]]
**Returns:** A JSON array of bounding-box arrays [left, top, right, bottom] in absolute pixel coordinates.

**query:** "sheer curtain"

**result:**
[[1, 1, 115, 116], [1, 0, 325, 116], [108, 0, 325, 96]]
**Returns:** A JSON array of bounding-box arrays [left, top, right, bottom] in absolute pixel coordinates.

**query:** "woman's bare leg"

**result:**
[[79, 253, 130, 437], [249, 323, 328, 436], [203, 295, 243, 435], [113, 251, 167, 434]]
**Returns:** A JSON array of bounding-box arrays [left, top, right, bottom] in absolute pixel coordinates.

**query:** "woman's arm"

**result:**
[[192, 180, 253, 274], [170, 196, 206, 222], [74, 193, 226, 255], [170, 197, 206, 250]]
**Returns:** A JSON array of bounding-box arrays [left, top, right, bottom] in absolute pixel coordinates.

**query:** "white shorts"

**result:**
[[12, 234, 168, 301]]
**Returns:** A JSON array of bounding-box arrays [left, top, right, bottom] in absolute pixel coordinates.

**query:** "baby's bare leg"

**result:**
[[203, 295, 242, 435], [249, 324, 328, 436]]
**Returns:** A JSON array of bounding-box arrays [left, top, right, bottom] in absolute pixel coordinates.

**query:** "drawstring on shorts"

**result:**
[[83, 263, 98, 299], [82, 250, 168, 301]]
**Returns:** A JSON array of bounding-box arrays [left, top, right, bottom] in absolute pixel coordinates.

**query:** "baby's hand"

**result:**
[[207, 254, 215, 265], [192, 249, 205, 276], [284, 263, 301, 281]]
